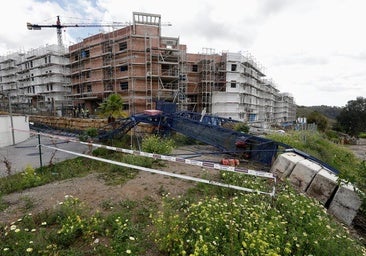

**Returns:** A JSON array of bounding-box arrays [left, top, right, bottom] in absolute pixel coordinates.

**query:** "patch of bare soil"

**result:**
[[0, 145, 226, 224]]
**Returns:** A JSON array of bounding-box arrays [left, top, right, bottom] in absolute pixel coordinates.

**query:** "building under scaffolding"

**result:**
[[68, 12, 185, 115], [0, 12, 295, 125], [211, 52, 296, 125], [0, 45, 70, 115]]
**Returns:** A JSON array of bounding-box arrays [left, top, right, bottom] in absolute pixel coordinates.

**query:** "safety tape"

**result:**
[[41, 144, 275, 196], [21, 129, 274, 178], [14, 128, 275, 178], [12, 127, 276, 195]]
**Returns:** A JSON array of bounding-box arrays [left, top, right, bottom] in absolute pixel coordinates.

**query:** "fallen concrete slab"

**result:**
[[288, 159, 322, 192], [270, 152, 305, 180], [328, 183, 362, 226], [306, 169, 338, 205]]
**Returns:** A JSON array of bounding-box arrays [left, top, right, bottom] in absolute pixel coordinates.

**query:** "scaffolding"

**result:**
[[199, 48, 216, 113], [176, 45, 188, 111], [0, 45, 70, 115]]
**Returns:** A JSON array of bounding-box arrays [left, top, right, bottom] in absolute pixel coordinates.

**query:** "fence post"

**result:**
[[38, 131, 43, 169]]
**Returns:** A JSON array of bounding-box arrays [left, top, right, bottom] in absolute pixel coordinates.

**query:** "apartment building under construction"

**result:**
[[68, 12, 186, 114], [0, 45, 70, 114], [1, 12, 295, 125], [211, 52, 296, 125]]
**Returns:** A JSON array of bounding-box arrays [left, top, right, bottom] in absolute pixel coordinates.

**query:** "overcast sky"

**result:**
[[1, 0, 365, 107]]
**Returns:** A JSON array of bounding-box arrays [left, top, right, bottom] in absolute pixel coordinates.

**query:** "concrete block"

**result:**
[[306, 169, 338, 205], [328, 183, 362, 225], [288, 159, 322, 192], [270, 152, 305, 180]]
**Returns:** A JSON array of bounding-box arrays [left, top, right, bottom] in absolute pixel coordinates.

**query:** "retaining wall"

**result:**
[[28, 115, 155, 135], [29, 116, 108, 131]]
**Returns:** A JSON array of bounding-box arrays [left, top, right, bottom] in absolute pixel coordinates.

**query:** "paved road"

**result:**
[[0, 133, 89, 177]]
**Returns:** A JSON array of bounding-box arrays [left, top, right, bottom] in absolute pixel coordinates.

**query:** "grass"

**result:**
[[0, 132, 365, 255], [266, 130, 360, 177]]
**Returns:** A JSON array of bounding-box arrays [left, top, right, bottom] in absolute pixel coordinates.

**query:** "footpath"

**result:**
[[0, 134, 88, 177]]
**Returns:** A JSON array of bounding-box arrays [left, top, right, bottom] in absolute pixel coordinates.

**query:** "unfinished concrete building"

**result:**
[[68, 12, 186, 114], [0, 45, 70, 115]]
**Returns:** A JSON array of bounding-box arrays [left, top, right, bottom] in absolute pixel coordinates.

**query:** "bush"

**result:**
[[85, 127, 98, 138], [233, 122, 250, 133], [359, 132, 366, 139], [78, 127, 98, 142], [141, 135, 174, 155]]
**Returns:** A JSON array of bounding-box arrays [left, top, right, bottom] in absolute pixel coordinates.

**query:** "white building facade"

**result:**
[[212, 52, 296, 127], [0, 45, 71, 115]]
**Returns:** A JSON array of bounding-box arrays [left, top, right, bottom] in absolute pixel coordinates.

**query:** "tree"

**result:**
[[97, 93, 127, 118], [307, 111, 328, 132], [336, 97, 366, 136]]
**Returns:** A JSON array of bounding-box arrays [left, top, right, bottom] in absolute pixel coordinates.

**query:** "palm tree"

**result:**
[[97, 94, 127, 118]]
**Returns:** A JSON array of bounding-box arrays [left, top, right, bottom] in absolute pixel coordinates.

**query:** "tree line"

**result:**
[[298, 97, 366, 137]]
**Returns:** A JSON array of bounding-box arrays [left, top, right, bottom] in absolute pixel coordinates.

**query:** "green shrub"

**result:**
[[20, 166, 42, 188], [359, 132, 366, 138], [233, 122, 250, 133], [78, 127, 98, 142], [85, 127, 98, 138], [141, 134, 174, 155]]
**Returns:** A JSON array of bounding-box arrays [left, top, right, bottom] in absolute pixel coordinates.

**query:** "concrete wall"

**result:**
[[0, 115, 30, 147], [271, 152, 362, 226]]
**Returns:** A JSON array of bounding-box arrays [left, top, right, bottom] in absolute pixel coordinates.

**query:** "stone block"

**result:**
[[270, 152, 305, 180], [306, 169, 338, 205], [328, 183, 362, 225], [288, 159, 322, 192]]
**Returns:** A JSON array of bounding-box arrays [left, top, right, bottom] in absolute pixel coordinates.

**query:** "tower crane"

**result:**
[[27, 14, 172, 47], [27, 16, 130, 47]]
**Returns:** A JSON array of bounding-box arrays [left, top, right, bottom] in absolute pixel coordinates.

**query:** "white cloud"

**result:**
[[1, 0, 365, 107]]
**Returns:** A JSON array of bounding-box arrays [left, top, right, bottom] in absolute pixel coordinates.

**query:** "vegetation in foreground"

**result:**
[[0, 134, 365, 255]]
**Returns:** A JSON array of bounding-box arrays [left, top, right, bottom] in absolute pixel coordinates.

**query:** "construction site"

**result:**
[[0, 11, 365, 255], [0, 12, 295, 128]]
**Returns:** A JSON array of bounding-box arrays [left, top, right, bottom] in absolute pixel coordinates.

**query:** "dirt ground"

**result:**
[[0, 145, 226, 224]]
